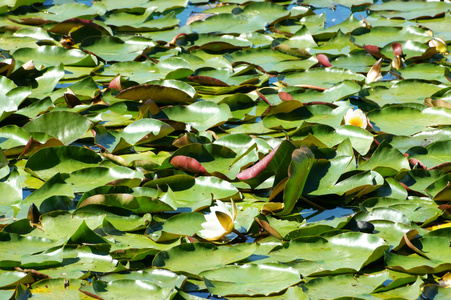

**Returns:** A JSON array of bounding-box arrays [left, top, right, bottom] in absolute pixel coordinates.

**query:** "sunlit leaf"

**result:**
[[201, 263, 301, 297], [153, 243, 257, 275], [23, 111, 92, 145]]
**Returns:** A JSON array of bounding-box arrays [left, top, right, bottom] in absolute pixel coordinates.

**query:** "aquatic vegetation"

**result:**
[[0, 0, 450, 298]]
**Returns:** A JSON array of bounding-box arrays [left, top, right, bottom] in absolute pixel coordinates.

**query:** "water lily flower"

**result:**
[[390, 42, 405, 69], [344, 108, 368, 129], [185, 123, 192, 133], [199, 200, 237, 241], [428, 37, 448, 55], [365, 58, 383, 84], [391, 55, 405, 70]]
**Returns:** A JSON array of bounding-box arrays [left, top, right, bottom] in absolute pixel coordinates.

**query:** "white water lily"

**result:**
[[185, 123, 192, 133], [365, 58, 383, 84], [198, 200, 237, 241], [344, 108, 368, 129]]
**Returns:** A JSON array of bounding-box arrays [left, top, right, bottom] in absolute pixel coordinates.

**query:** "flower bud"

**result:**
[[428, 37, 448, 55], [366, 58, 383, 84]]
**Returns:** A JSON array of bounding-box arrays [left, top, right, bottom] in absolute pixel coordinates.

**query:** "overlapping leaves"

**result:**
[[0, 0, 450, 299]]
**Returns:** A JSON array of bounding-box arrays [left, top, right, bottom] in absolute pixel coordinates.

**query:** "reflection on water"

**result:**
[[44, 0, 94, 5], [302, 206, 355, 222]]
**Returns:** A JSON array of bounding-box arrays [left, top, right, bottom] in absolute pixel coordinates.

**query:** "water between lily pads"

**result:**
[[303, 207, 355, 223]]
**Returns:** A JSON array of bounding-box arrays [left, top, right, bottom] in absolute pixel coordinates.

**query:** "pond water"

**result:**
[[2, 0, 450, 299]]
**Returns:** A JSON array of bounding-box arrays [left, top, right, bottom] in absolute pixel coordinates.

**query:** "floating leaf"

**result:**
[[23, 111, 92, 145], [302, 271, 390, 300], [407, 141, 451, 169], [153, 243, 257, 275], [386, 236, 451, 274], [368, 106, 451, 136], [116, 80, 197, 104], [25, 146, 102, 180], [163, 101, 232, 131], [201, 263, 301, 297]]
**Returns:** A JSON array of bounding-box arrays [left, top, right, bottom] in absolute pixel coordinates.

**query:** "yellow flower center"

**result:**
[[349, 116, 364, 128]]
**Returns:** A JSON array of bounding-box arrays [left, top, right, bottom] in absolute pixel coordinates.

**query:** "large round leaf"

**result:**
[[263, 104, 350, 129], [23, 111, 92, 145], [293, 124, 374, 155], [0, 233, 64, 268], [283, 68, 366, 88], [200, 263, 301, 297], [386, 236, 451, 274], [302, 271, 390, 300], [163, 101, 232, 131], [30, 278, 90, 299], [25, 146, 102, 180], [66, 166, 144, 193], [116, 80, 197, 104], [81, 36, 156, 62], [12, 46, 96, 67], [120, 118, 174, 145], [368, 106, 451, 136], [352, 26, 430, 47], [407, 140, 451, 168], [362, 81, 447, 107], [269, 232, 388, 276], [152, 243, 257, 275], [358, 141, 410, 176], [80, 278, 177, 299]]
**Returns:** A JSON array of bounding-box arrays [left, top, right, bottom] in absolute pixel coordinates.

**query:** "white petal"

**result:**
[[204, 213, 220, 223], [366, 58, 383, 84], [198, 230, 226, 240], [199, 222, 227, 240], [198, 200, 238, 241], [201, 220, 224, 232], [210, 200, 233, 219], [344, 108, 354, 123], [344, 109, 367, 129]]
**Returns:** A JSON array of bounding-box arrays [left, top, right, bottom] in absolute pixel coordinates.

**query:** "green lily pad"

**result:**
[[66, 166, 144, 193], [386, 236, 451, 274], [81, 36, 156, 62], [153, 243, 257, 275], [284, 67, 366, 88], [101, 269, 185, 289], [25, 146, 102, 181], [407, 140, 451, 168], [116, 80, 197, 104], [293, 124, 374, 155], [201, 263, 301, 297], [302, 271, 390, 300], [0, 272, 34, 289], [163, 101, 232, 132], [368, 106, 451, 136], [84, 278, 177, 300], [362, 81, 448, 107], [12, 46, 97, 67], [23, 111, 92, 145], [368, 1, 451, 20], [30, 278, 92, 299], [358, 141, 410, 176], [269, 232, 388, 276], [0, 232, 64, 268], [352, 26, 431, 48]]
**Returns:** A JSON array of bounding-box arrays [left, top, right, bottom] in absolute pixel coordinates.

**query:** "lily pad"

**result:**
[[201, 263, 301, 297], [116, 80, 197, 104]]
